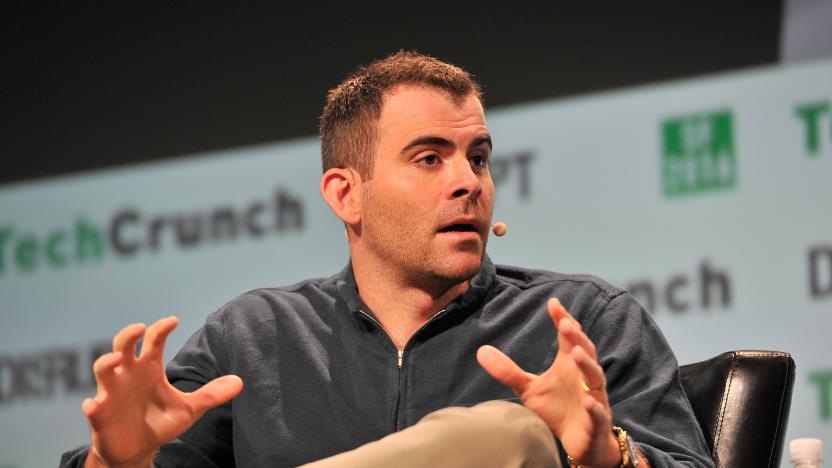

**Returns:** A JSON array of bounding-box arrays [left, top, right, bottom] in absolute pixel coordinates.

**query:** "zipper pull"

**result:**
[[397, 349, 404, 368]]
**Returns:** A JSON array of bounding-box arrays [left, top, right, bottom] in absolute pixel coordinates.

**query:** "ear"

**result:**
[[320, 167, 362, 226]]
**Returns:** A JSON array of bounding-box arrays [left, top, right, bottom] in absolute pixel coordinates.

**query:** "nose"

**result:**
[[448, 156, 483, 201]]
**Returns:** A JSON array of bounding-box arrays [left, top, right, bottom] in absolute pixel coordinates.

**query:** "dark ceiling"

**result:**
[[1, 2, 783, 186]]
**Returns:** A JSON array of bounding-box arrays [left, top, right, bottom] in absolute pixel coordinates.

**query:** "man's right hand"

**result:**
[[82, 316, 243, 468]]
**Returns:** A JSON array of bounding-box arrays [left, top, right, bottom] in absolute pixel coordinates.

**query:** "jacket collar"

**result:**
[[334, 255, 496, 316]]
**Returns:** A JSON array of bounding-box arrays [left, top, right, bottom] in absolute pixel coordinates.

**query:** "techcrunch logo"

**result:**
[[795, 99, 831, 157], [0, 152, 532, 278], [0, 188, 304, 276], [661, 109, 737, 198]]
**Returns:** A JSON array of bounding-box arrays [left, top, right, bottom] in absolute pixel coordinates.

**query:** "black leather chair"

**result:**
[[679, 351, 796, 468]]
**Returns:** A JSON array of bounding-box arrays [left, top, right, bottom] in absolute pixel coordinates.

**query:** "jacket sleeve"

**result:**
[[58, 446, 91, 468], [587, 291, 715, 468], [157, 308, 235, 467]]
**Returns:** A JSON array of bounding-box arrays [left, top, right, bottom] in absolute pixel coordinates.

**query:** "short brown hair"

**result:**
[[319, 51, 482, 178]]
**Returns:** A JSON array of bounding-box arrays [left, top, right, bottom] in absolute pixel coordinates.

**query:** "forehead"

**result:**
[[376, 85, 486, 144]]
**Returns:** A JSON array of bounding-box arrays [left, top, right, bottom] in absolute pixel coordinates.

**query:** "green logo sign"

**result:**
[[795, 100, 830, 156], [661, 110, 737, 197], [0, 189, 305, 277]]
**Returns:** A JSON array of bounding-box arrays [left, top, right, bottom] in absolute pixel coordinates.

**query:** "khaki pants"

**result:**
[[301, 401, 561, 468]]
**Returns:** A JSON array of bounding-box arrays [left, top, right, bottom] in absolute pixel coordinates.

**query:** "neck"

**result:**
[[351, 253, 470, 350]]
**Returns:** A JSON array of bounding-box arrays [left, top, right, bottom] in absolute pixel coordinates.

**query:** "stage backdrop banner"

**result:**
[[1, 58, 830, 467]]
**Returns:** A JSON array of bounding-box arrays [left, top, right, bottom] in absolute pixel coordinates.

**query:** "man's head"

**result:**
[[320, 52, 493, 290], [320, 50, 482, 180]]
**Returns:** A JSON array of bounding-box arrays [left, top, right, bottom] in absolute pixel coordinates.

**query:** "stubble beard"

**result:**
[[390, 239, 485, 291], [361, 189, 488, 291], [418, 243, 485, 288]]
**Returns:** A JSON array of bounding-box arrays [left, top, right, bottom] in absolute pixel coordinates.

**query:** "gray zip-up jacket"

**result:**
[[61, 256, 714, 467]]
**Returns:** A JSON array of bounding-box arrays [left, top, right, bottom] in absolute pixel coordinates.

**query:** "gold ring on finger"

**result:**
[[581, 380, 604, 393]]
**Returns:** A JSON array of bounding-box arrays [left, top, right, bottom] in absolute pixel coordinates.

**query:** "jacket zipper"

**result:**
[[357, 308, 447, 432], [395, 350, 403, 431]]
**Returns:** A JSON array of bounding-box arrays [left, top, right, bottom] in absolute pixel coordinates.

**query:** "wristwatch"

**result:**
[[567, 426, 640, 468], [612, 425, 639, 468]]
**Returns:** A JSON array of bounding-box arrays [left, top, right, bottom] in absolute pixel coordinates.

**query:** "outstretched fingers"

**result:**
[[585, 397, 611, 424], [92, 351, 123, 393], [548, 298, 597, 360], [572, 345, 610, 408], [81, 398, 103, 430], [112, 323, 146, 365], [584, 396, 613, 448], [141, 316, 179, 361], [85, 352, 123, 430], [186, 375, 244, 417], [476, 345, 534, 396], [547, 298, 572, 327]]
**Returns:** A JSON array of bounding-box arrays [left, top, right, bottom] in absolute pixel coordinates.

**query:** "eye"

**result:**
[[470, 154, 488, 168], [420, 154, 440, 165]]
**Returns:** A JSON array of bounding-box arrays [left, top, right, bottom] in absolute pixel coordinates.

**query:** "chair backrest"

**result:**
[[679, 351, 795, 468]]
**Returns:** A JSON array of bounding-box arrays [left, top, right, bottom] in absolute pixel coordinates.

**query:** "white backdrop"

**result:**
[[1, 58, 830, 467]]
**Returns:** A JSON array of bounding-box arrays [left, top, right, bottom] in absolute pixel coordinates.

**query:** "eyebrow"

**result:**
[[400, 134, 493, 154]]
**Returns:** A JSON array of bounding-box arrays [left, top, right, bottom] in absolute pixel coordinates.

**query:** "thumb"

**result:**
[[476, 345, 533, 396], [187, 375, 244, 417]]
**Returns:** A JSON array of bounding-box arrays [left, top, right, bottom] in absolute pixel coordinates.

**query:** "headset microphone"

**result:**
[[491, 221, 507, 237]]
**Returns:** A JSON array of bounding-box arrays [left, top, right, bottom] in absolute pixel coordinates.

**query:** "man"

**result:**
[[61, 51, 714, 467]]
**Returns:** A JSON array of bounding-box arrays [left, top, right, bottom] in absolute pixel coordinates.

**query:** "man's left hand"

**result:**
[[477, 298, 622, 468]]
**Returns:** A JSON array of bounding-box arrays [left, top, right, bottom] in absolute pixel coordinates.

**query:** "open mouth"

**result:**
[[437, 223, 478, 233]]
